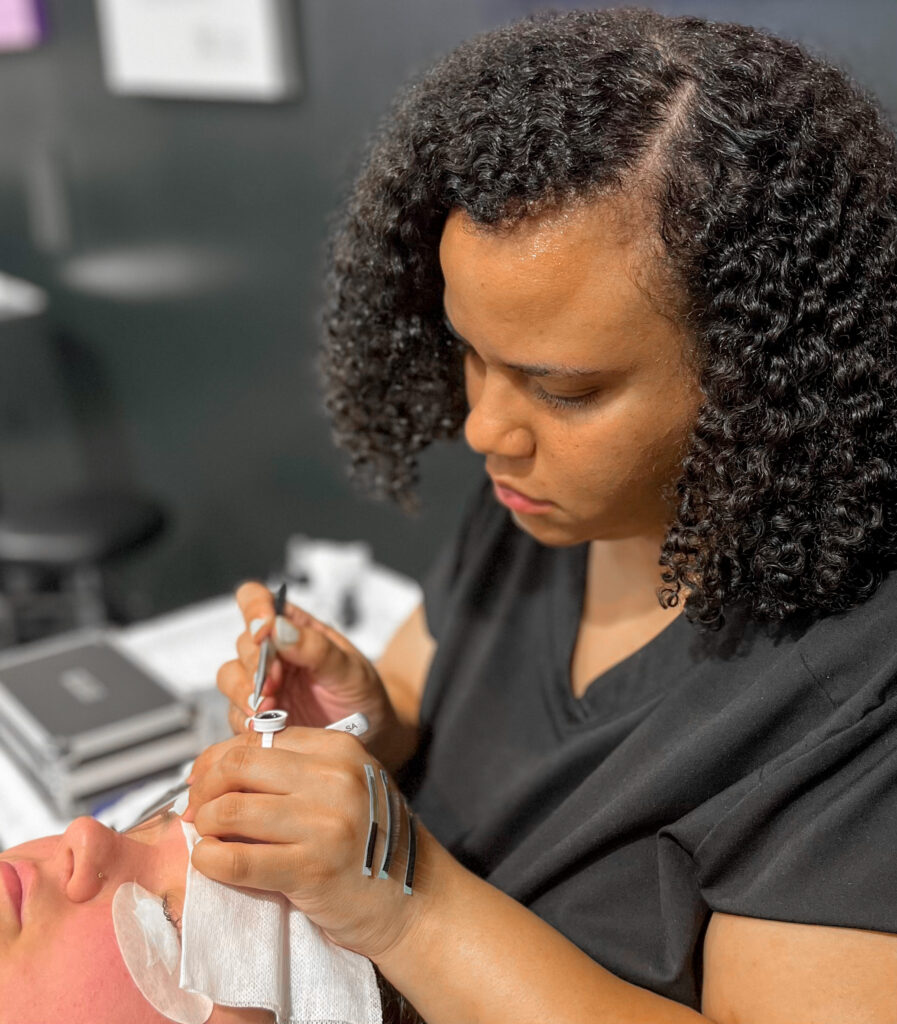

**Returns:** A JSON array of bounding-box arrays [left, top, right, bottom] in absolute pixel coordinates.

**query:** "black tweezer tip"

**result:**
[[274, 583, 288, 615]]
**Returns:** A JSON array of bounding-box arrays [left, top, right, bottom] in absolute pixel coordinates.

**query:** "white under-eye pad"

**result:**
[[112, 882, 214, 1024]]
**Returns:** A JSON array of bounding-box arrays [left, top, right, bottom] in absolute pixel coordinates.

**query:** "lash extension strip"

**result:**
[[362, 763, 379, 876], [377, 768, 394, 879]]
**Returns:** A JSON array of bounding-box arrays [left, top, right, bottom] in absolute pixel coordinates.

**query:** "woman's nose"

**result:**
[[464, 378, 535, 460], [58, 816, 117, 903]]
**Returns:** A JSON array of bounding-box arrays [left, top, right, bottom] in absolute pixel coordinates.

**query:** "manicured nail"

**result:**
[[274, 615, 300, 646], [250, 616, 271, 639]]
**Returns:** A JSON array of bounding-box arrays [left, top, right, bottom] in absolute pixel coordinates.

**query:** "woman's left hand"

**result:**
[[182, 726, 426, 960]]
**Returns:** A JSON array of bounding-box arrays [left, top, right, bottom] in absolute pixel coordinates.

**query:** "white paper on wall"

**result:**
[[95, 0, 300, 101], [0, 0, 45, 52]]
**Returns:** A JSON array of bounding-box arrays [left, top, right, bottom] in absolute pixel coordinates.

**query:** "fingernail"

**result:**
[[274, 616, 300, 646], [250, 616, 271, 639]]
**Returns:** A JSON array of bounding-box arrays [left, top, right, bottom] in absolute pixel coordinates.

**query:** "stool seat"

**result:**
[[0, 490, 166, 566]]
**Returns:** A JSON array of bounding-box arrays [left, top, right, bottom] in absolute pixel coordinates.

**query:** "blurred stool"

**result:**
[[0, 271, 167, 644], [0, 489, 166, 643]]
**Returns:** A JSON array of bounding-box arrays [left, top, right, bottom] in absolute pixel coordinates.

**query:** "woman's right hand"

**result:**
[[217, 581, 407, 761]]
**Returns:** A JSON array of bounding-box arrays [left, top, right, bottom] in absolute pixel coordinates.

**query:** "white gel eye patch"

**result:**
[[112, 882, 213, 1024]]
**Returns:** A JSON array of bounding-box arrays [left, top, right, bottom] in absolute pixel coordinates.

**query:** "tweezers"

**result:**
[[251, 582, 288, 711], [113, 780, 190, 833]]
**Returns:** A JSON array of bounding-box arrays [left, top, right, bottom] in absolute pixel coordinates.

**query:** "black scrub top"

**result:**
[[399, 483, 897, 1010]]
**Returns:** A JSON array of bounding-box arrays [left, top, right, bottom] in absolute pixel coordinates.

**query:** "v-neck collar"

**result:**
[[545, 541, 690, 728]]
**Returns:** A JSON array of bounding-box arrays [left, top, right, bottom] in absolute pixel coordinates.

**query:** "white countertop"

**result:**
[[0, 544, 421, 848]]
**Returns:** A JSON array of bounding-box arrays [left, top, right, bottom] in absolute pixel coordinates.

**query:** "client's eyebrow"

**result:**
[[442, 313, 607, 379]]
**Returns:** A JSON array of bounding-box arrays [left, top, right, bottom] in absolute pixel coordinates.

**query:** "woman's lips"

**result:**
[[0, 861, 24, 925], [492, 479, 555, 514]]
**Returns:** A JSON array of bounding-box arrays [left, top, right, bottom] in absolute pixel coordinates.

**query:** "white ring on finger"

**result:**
[[250, 708, 289, 749]]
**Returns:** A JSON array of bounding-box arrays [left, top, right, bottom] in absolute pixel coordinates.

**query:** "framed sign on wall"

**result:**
[[95, 0, 300, 101], [0, 0, 46, 52]]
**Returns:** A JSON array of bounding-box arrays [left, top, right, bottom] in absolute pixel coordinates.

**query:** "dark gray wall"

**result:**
[[0, 1, 894, 615]]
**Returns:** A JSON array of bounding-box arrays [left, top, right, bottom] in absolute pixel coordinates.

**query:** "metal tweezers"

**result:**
[[251, 582, 288, 711], [112, 780, 191, 833]]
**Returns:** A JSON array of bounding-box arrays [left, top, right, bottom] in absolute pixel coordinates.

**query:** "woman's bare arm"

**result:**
[[701, 912, 897, 1023], [376, 838, 897, 1024], [373, 603, 436, 770], [375, 834, 706, 1024]]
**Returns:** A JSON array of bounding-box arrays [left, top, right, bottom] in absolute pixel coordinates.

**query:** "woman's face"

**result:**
[[0, 811, 189, 1023], [439, 199, 704, 547], [0, 811, 273, 1024]]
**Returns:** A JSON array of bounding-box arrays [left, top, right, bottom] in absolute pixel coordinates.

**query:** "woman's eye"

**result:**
[[161, 893, 183, 937], [533, 385, 601, 410]]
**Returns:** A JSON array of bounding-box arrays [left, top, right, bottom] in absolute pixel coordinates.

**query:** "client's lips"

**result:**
[[0, 861, 24, 925]]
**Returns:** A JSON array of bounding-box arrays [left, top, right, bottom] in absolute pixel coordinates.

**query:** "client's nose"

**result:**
[[59, 816, 117, 903]]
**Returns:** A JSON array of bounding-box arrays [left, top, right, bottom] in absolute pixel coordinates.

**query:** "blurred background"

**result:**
[[0, 0, 894, 627]]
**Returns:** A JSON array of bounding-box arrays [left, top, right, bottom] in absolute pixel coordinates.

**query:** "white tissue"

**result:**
[[179, 820, 382, 1024]]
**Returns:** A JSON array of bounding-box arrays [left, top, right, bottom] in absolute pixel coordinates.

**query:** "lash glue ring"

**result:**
[[250, 708, 289, 748]]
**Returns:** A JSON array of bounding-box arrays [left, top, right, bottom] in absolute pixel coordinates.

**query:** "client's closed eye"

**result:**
[[162, 892, 183, 936]]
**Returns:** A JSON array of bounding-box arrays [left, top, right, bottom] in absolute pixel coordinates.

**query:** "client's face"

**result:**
[[0, 810, 271, 1024]]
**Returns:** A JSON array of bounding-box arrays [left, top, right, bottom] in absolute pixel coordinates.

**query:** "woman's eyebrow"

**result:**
[[442, 312, 607, 379]]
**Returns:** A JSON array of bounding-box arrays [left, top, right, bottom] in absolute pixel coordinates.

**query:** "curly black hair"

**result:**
[[321, 7, 897, 632], [375, 964, 426, 1024]]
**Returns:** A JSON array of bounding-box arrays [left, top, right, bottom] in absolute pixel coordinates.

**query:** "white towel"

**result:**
[[179, 819, 382, 1024]]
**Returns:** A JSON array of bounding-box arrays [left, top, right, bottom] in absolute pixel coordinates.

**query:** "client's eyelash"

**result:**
[[161, 892, 182, 936]]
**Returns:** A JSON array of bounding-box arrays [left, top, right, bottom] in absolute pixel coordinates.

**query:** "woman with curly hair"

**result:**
[[188, 8, 897, 1022]]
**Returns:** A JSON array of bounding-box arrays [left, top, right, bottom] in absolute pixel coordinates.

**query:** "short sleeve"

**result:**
[[693, 685, 897, 933], [421, 480, 493, 642]]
